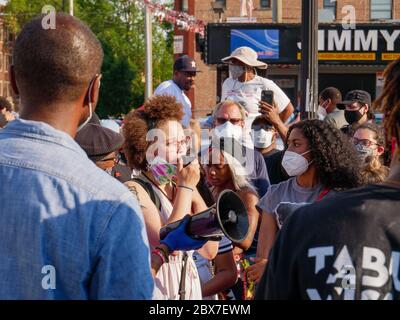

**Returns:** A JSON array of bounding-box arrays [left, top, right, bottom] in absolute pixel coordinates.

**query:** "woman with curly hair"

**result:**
[[246, 119, 362, 283], [352, 123, 390, 185], [123, 95, 218, 300]]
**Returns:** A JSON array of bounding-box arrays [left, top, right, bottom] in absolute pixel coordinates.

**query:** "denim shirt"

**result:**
[[0, 119, 154, 299]]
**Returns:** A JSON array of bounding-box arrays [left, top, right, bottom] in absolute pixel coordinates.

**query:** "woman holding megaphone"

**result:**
[[123, 95, 218, 300]]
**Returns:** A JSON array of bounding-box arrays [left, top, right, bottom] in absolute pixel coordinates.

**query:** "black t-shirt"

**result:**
[[262, 149, 289, 185], [255, 184, 400, 300]]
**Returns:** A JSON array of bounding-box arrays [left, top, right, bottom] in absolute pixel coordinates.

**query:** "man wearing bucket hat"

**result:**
[[221, 47, 294, 127], [154, 55, 201, 128]]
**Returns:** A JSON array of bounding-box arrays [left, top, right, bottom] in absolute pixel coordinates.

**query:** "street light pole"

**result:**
[[144, 4, 153, 100], [300, 0, 318, 119], [69, 0, 74, 16]]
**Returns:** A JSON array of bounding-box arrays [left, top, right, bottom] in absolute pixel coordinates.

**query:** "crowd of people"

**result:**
[[0, 13, 399, 300]]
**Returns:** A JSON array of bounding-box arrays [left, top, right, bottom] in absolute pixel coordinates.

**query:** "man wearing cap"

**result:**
[[75, 123, 132, 183], [317, 87, 347, 130], [154, 55, 200, 128], [337, 90, 374, 135], [221, 47, 294, 128]]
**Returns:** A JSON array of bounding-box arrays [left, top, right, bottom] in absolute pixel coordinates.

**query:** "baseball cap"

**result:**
[[173, 55, 201, 73], [337, 90, 372, 110]]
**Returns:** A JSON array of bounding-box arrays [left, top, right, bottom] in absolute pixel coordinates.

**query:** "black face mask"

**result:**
[[345, 109, 364, 125]]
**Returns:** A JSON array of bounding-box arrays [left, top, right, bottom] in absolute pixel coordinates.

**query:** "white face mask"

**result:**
[[282, 150, 312, 177], [213, 121, 243, 141], [77, 77, 97, 132], [76, 102, 92, 132], [229, 65, 245, 80], [317, 100, 329, 120], [252, 129, 274, 149]]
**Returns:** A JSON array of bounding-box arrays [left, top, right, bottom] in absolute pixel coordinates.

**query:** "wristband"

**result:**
[[155, 246, 170, 263], [178, 185, 194, 192], [152, 249, 167, 264]]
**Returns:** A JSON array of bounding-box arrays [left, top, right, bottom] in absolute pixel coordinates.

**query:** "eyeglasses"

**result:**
[[352, 137, 379, 148], [166, 136, 191, 148], [98, 153, 120, 164], [216, 118, 243, 125]]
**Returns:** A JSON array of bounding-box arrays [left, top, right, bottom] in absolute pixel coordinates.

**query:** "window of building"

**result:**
[[4, 81, 10, 97], [214, 0, 226, 8], [323, 0, 336, 20], [4, 54, 9, 73], [371, 0, 392, 20], [260, 0, 271, 9], [0, 81, 3, 96], [181, 0, 188, 12]]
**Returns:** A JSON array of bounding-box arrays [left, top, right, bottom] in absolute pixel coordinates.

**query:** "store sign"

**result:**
[[231, 29, 279, 59], [206, 23, 400, 65]]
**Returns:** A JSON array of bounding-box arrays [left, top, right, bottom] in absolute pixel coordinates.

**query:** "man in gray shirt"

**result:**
[[317, 87, 347, 130]]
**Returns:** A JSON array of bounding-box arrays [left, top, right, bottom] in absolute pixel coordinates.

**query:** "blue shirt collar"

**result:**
[[2, 118, 87, 158]]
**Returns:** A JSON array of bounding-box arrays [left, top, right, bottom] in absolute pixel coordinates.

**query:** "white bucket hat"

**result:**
[[222, 46, 268, 69]]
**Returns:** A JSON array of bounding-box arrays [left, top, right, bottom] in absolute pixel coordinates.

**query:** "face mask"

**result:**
[[229, 65, 245, 80], [213, 121, 243, 141], [252, 129, 274, 149], [355, 143, 375, 163], [317, 105, 328, 120], [345, 109, 364, 125], [77, 77, 97, 132], [282, 150, 312, 177], [149, 156, 177, 185]]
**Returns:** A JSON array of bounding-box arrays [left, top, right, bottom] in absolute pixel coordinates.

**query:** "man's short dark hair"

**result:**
[[13, 13, 103, 106], [320, 87, 342, 104], [0, 97, 12, 112]]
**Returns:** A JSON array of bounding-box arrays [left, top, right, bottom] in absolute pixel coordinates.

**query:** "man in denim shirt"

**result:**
[[0, 13, 154, 299]]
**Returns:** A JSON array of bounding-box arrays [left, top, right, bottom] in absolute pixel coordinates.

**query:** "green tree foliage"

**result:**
[[4, 0, 174, 117]]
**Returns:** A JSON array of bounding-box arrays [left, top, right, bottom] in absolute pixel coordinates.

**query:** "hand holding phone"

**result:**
[[261, 90, 274, 106]]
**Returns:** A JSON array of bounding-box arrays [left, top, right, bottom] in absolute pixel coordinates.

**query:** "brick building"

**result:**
[[174, 0, 400, 118], [0, 16, 14, 108]]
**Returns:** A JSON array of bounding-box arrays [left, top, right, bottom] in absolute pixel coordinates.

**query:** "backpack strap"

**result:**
[[129, 176, 162, 211]]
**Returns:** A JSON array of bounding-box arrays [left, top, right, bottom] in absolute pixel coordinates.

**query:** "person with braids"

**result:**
[[352, 123, 390, 185], [254, 58, 400, 300], [123, 94, 218, 300], [247, 119, 362, 284]]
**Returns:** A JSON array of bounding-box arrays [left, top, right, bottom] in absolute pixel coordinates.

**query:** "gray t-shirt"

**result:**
[[325, 108, 347, 130], [257, 177, 326, 215]]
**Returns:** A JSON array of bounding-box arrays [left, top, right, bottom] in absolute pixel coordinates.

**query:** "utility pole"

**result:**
[[300, 0, 318, 119], [272, 0, 282, 23], [144, 4, 153, 99], [69, 0, 74, 16]]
